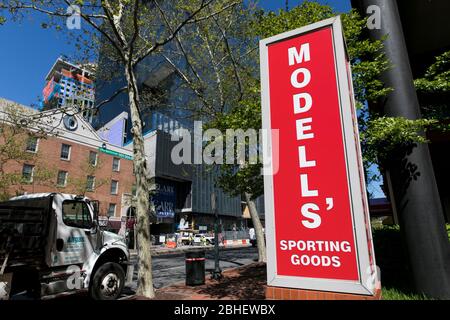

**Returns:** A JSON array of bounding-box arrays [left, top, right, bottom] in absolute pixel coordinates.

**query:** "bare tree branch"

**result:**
[[61, 0, 127, 62], [101, 0, 127, 48], [186, 1, 241, 24], [154, 0, 204, 86], [4, 2, 107, 19], [211, 9, 244, 102], [132, 0, 215, 67], [128, 0, 141, 58], [195, 24, 225, 111], [162, 54, 217, 117], [95, 86, 128, 110]]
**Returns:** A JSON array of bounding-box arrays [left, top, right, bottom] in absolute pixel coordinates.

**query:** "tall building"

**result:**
[[94, 53, 248, 235], [42, 57, 96, 123]]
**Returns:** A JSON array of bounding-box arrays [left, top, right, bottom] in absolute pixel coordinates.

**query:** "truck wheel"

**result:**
[[90, 262, 125, 300]]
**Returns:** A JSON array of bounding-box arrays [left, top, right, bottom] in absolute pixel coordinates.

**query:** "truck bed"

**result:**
[[0, 196, 53, 269]]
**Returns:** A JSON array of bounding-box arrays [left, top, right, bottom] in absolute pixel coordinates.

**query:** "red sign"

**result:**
[[260, 17, 377, 295]]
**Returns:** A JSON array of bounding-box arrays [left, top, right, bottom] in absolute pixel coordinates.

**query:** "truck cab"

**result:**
[[0, 193, 130, 300]]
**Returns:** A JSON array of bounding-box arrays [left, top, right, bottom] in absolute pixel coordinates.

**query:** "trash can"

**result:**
[[185, 250, 205, 286]]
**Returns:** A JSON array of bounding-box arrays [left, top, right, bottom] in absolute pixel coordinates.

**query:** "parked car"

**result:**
[[0, 193, 131, 300], [178, 231, 194, 245], [193, 234, 214, 245]]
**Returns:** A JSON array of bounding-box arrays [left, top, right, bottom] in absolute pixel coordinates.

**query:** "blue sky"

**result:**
[[260, 0, 350, 12]]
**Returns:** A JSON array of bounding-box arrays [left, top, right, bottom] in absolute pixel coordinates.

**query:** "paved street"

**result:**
[[123, 246, 258, 296]]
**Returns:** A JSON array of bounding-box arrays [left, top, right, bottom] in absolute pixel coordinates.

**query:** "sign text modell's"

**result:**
[[260, 17, 379, 295]]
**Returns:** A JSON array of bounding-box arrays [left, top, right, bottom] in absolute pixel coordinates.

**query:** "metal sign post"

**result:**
[[210, 192, 222, 280]]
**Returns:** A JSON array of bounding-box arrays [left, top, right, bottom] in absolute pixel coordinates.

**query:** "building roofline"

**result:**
[[96, 111, 129, 133], [0, 97, 38, 114], [123, 128, 157, 147], [45, 57, 94, 81]]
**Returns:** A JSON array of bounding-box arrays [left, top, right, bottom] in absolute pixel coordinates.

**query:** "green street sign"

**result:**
[[98, 147, 133, 160]]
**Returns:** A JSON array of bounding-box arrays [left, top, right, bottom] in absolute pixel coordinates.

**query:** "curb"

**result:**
[[129, 244, 252, 258]]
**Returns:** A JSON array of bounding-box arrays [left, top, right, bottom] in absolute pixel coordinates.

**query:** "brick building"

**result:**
[[0, 98, 134, 231]]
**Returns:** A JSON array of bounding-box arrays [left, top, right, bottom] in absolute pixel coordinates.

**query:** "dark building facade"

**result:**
[[94, 47, 248, 235]]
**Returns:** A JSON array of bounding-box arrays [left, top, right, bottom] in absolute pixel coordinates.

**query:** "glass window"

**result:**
[[62, 200, 92, 229], [22, 164, 34, 183], [89, 151, 97, 166], [60, 144, 71, 160], [111, 180, 119, 195], [86, 176, 95, 192], [57, 171, 68, 187], [107, 203, 116, 217], [26, 136, 39, 153], [112, 157, 120, 172]]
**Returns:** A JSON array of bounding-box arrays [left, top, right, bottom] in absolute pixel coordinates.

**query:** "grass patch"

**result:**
[[372, 225, 411, 293], [382, 287, 427, 300], [373, 223, 450, 300]]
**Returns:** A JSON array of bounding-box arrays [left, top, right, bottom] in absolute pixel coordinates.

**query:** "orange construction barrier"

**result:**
[[166, 241, 177, 249]]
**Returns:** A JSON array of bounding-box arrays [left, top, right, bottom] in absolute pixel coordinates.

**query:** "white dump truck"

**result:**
[[0, 193, 131, 300]]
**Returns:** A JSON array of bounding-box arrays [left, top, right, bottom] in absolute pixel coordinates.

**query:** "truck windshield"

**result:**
[[62, 200, 93, 229]]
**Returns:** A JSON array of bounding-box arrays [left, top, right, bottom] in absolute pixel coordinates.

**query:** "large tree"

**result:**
[[153, 1, 269, 261], [0, 0, 240, 298]]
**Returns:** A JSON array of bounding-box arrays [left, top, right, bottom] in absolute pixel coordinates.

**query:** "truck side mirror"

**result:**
[[91, 200, 99, 222], [90, 220, 98, 235]]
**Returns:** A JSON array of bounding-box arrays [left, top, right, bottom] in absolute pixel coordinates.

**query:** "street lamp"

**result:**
[[211, 191, 222, 280]]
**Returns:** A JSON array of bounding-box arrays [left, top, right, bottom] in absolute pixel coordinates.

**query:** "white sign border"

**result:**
[[260, 16, 377, 296]]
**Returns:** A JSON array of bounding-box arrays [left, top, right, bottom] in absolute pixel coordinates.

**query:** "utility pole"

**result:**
[[211, 191, 222, 280]]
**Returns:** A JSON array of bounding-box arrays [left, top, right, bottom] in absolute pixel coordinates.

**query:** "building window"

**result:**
[[111, 180, 119, 195], [86, 175, 95, 192], [89, 151, 98, 166], [57, 171, 68, 187], [107, 203, 116, 217], [112, 157, 120, 172], [22, 164, 34, 183], [26, 136, 39, 153], [60, 144, 71, 160]]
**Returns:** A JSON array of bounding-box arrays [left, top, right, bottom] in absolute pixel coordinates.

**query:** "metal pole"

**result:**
[[352, 0, 450, 299], [211, 192, 222, 280]]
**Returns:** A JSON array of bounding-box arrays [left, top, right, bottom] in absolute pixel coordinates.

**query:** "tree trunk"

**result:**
[[245, 192, 266, 263], [124, 62, 155, 299]]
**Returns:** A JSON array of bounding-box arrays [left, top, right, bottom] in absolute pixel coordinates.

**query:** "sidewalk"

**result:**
[[129, 243, 252, 258], [127, 262, 267, 300]]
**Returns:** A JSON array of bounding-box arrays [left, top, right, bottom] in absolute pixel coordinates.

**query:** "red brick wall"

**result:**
[[2, 134, 135, 218], [265, 285, 382, 300]]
